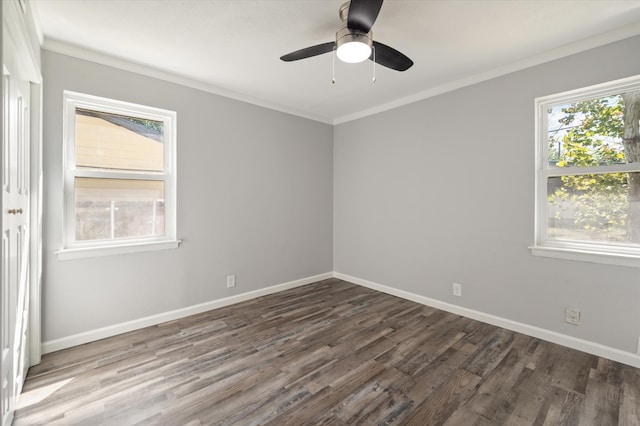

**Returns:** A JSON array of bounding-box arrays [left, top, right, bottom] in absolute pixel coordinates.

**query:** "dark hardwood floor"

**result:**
[[14, 278, 640, 425]]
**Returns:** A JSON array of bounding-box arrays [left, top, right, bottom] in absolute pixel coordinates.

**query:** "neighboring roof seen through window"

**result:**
[[76, 108, 163, 143]]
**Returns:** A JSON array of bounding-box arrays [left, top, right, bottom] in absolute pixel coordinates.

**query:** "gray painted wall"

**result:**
[[43, 35, 640, 355], [42, 51, 333, 342], [334, 36, 640, 354]]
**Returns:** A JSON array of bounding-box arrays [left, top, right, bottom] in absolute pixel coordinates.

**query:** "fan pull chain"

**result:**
[[372, 46, 376, 83], [332, 46, 336, 84]]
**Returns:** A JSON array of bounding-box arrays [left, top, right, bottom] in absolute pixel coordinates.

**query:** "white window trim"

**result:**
[[531, 74, 640, 268], [56, 91, 180, 260]]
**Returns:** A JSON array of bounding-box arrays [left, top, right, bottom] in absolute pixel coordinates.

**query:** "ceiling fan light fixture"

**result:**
[[280, 1, 413, 72], [336, 27, 372, 63]]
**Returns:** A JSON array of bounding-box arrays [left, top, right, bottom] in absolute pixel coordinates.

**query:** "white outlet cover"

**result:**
[[565, 307, 581, 325], [227, 275, 236, 288], [452, 283, 462, 297]]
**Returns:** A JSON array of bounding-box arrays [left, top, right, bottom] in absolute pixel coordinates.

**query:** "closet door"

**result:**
[[1, 27, 31, 426]]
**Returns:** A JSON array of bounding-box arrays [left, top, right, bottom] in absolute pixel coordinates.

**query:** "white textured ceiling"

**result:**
[[31, 0, 640, 124]]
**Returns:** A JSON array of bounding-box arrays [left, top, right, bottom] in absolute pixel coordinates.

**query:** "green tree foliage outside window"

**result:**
[[548, 93, 640, 243]]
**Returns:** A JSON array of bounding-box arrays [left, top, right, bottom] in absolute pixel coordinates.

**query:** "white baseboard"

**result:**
[[41, 272, 334, 354], [42, 270, 640, 369], [334, 272, 640, 369]]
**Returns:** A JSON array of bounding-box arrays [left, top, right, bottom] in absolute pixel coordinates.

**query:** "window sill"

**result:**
[[56, 239, 181, 260], [529, 244, 640, 268]]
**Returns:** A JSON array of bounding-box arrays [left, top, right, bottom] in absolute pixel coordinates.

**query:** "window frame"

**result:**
[[531, 75, 640, 267], [57, 91, 179, 260]]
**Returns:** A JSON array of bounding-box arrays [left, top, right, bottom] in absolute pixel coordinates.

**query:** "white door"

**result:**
[[1, 33, 31, 426]]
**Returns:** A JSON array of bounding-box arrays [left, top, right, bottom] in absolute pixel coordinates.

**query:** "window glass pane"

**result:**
[[547, 94, 626, 167], [75, 178, 165, 241], [75, 109, 164, 172], [547, 173, 640, 245]]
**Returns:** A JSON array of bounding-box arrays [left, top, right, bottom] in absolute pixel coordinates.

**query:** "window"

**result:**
[[532, 75, 640, 267], [58, 91, 179, 259]]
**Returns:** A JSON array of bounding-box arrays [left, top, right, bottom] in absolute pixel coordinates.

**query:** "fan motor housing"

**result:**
[[335, 26, 373, 50]]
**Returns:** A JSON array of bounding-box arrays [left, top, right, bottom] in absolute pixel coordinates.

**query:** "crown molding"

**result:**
[[42, 37, 334, 125], [40, 19, 640, 127], [333, 22, 640, 125]]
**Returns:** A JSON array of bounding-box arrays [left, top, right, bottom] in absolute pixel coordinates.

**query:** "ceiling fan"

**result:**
[[280, 0, 413, 72]]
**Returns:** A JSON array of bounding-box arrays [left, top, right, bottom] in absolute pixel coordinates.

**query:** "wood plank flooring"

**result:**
[[14, 278, 640, 425]]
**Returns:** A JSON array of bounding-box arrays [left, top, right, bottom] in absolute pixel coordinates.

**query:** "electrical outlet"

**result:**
[[565, 307, 581, 325], [452, 283, 462, 297], [227, 275, 236, 288]]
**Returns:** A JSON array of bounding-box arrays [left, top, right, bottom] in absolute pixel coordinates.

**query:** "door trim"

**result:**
[[28, 80, 41, 366]]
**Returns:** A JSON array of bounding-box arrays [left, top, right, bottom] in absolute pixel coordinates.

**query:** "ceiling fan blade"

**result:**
[[347, 0, 384, 33], [370, 41, 413, 71], [280, 42, 335, 62]]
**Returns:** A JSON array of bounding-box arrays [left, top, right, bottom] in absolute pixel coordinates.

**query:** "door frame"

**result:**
[[28, 75, 42, 367]]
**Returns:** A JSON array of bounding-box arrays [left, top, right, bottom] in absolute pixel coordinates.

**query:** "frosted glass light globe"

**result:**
[[336, 41, 372, 63]]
